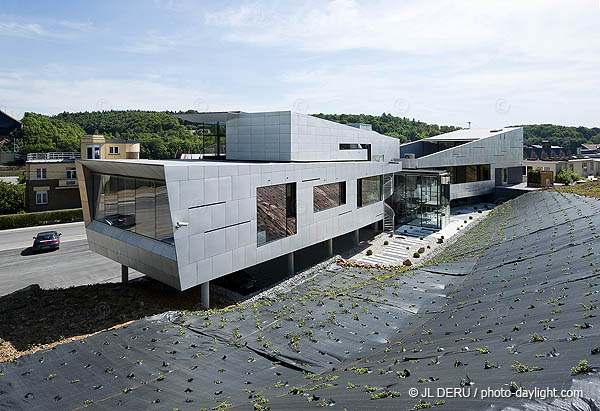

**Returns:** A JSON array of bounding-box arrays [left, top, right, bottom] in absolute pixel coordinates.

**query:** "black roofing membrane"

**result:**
[[1, 191, 600, 410]]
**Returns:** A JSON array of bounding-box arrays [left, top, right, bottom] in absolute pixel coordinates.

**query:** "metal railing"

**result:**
[[382, 173, 395, 232], [26, 152, 81, 161]]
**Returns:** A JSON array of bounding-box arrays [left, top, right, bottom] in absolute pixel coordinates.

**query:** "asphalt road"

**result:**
[[0, 222, 140, 297]]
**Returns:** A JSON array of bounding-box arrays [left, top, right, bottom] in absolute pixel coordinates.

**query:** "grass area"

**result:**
[[0, 278, 232, 363], [552, 180, 600, 198]]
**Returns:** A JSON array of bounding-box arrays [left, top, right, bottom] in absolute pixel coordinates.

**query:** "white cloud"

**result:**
[[204, 0, 600, 59], [0, 17, 93, 39], [0, 22, 48, 38]]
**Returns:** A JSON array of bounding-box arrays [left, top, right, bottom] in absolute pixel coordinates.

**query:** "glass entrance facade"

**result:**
[[391, 171, 450, 229]]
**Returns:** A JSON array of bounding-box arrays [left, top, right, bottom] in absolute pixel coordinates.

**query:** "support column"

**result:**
[[288, 252, 295, 276], [121, 264, 128, 284], [327, 238, 333, 257], [354, 229, 360, 245], [201, 281, 210, 309], [372, 221, 378, 232]]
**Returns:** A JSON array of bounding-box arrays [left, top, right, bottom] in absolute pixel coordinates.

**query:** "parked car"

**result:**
[[32, 231, 61, 252], [213, 270, 258, 295]]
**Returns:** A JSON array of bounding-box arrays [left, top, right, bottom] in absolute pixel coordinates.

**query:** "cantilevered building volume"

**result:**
[[76, 111, 523, 305]]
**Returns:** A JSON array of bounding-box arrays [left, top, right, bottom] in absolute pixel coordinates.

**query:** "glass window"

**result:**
[[36, 168, 47, 180], [357, 175, 382, 207], [155, 181, 174, 244], [257, 182, 296, 246], [313, 182, 346, 212], [92, 173, 174, 245], [36, 190, 48, 205], [135, 179, 155, 239], [67, 168, 76, 179], [104, 175, 118, 216], [117, 177, 136, 231]]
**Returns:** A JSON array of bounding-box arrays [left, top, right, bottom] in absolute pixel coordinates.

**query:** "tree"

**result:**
[[0, 181, 25, 214]]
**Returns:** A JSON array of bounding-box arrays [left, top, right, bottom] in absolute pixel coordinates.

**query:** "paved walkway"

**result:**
[[358, 235, 427, 265], [353, 203, 495, 266]]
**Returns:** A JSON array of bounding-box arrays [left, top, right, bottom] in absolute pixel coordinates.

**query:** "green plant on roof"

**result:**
[[366, 249, 373, 256], [571, 360, 592, 375], [511, 360, 542, 373], [413, 400, 433, 409], [371, 390, 400, 400], [529, 333, 547, 343], [476, 346, 489, 354]]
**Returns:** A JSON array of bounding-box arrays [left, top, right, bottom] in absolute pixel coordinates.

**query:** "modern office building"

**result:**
[[399, 127, 524, 202], [25, 135, 140, 212], [76, 111, 523, 305]]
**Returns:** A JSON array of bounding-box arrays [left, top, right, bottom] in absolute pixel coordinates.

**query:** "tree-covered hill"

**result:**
[[17, 112, 85, 154], [312, 113, 459, 143], [518, 124, 600, 147], [15, 111, 205, 159], [54, 110, 204, 159], [13, 110, 600, 160]]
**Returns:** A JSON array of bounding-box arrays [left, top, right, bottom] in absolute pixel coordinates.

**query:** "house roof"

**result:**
[[0, 109, 22, 133]]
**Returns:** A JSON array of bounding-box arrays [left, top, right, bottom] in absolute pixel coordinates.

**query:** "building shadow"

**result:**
[[0, 278, 232, 353]]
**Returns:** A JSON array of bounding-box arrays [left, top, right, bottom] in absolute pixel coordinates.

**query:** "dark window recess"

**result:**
[[357, 175, 382, 207], [257, 182, 297, 246], [442, 164, 492, 184], [313, 182, 346, 212], [339, 143, 362, 150]]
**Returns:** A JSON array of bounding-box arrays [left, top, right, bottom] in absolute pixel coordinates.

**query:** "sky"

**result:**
[[1, 0, 599, 128]]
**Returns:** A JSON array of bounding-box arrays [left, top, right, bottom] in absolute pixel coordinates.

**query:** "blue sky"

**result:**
[[1, 0, 599, 128]]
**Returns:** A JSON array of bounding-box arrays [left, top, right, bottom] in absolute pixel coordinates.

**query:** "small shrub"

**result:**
[[529, 333, 547, 343], [383, 240, 389, 245], [556, 169, 583, 185], [413, 252, 420, 258], [571, 360, 591, 375], [366, 249, 373, 256]]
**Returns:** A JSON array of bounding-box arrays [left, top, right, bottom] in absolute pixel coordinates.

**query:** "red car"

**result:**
[[32, 231, 61, 252]]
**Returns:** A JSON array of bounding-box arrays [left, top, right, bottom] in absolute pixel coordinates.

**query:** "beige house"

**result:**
[[80, 135, 140, 160], [524, 158, 600, 182], [25, 135, 140, 212]]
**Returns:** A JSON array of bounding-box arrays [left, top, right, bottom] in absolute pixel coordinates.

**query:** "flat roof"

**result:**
[[27, 159, 76, 163], [423, 127, 520, 142], [79, 158, 387, 167]]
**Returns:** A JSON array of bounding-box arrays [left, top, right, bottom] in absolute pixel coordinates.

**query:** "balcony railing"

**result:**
[[26, 152, 81, 161]]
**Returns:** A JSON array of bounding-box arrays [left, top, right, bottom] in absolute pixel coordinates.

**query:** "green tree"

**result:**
[[0, 181, 25, 214]]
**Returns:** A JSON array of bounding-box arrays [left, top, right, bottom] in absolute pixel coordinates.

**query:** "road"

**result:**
[[0, 222, 140, 297]]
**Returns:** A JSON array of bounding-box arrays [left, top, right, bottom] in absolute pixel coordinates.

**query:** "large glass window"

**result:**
[[357, 175, 382, 207], [392, 172, 450, 229], [445, 164, 492, 184], [313, 182, 346, 212], [257, 182, 297, 246], [92, 173, 174, 245]]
